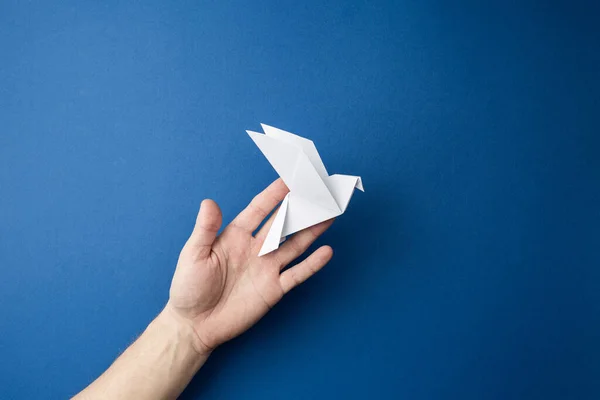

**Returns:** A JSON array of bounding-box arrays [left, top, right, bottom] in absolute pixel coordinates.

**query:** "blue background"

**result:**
[[1, 1, 599, 399]]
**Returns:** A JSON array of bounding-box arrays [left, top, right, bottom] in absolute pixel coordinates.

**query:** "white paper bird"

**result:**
[[247, 124, 364, 256]]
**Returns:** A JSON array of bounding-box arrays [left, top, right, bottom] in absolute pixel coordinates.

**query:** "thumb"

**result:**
[[189, 199, 222, 259]]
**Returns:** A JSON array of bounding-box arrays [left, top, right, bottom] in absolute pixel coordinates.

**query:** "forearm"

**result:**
[[74, 306, 210, 400]]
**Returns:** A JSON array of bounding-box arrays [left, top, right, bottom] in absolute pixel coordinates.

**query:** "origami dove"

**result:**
[[247, 124, 364, 256]]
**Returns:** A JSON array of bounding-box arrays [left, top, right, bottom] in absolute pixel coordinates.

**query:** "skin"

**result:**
[[74, 179, 334, 400]]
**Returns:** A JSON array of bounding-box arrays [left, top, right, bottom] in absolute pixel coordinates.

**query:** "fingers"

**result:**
[[189, 199, 222, 259], [279, 246, 333, 294], [274, 219, 334, 267], [232, 179, 289, 233]]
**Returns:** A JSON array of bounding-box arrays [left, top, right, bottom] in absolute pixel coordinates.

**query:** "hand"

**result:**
[[166, 179, 334, 355]]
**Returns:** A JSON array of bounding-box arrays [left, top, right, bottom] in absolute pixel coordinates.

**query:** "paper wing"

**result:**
[[258, 193, 290, 256], [258, 193, 337, 256], [260, 124, 329, 181], [247, 130, 340, 213]]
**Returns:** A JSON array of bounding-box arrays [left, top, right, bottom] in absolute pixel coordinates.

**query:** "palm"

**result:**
[[168, 179, 333, 351]]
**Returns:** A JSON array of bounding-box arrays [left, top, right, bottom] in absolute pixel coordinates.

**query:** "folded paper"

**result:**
[[247, 124, 364, 256]]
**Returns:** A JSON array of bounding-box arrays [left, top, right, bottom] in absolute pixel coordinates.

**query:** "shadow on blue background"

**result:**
[[1, 1, 599, 399]]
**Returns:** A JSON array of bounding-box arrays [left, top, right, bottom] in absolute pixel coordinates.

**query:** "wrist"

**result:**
[[154, 304, 213, 360]]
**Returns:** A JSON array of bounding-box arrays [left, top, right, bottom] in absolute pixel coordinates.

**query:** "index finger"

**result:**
[[231, 178, 289, 233]]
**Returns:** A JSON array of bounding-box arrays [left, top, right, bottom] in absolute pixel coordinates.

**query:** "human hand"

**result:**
[[166, 179, 334, 355]]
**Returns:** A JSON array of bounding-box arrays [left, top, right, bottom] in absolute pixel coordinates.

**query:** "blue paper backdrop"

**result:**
[[1, 1, 599, 399]]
